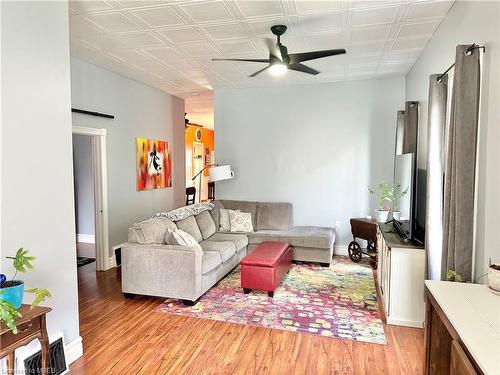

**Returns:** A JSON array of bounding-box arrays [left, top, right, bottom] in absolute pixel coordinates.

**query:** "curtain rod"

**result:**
[[71, 108, 115, 119], [437, 44, 486, 82]]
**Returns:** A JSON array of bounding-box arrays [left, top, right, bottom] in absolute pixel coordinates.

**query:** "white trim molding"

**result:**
[[72, 126, 106, 136], [334, 245, 348, 256], [76, 234, 95, 243], [65, 335, 84, 366]]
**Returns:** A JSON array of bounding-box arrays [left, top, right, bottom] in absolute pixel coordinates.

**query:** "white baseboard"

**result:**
[[65, 335, 84, 365], [334, 245, 348, 256], [77, 234, 95, 243], [386, 317, 424, 328]]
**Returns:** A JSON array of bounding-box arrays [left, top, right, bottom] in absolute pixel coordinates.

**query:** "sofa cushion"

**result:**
[[248, 226, 335, 249], [199, 240, 236, 262], [175, 216, 203, 243], [229, 210, 254, 233], [220, 200, 258, 229], [207, 232, 248, 252], [257, 202, 293, 231], [202, 251, 221, 274], [210, 201, 224, 230], [195, 211, 216, 240], [128, 217, 177, 244]]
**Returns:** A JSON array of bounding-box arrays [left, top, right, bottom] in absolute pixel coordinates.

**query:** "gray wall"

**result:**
[[1, 0, 80, 349], [70, 57, 185, 254], [405, 0, 500, 280], [215, 78, 405, 246], [72, 134, 95, 236]]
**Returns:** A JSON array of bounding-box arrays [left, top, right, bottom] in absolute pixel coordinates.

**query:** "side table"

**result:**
[[0, 304, 52, 374]]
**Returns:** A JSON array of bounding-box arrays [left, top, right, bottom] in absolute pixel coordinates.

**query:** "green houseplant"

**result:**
[[391, 184, 409, 220], [368, 181, 392, 222], [0, 248, 51, 333]]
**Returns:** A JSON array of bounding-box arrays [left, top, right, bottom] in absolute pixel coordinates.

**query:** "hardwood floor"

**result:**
[[70, 261, 424, 374]]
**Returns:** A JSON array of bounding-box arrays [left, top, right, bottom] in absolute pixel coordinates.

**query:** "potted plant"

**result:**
[[0, 248, 51, 333], [488, 259, 500, 295], [391, 184, 409, 220], [368, 181, 392, 222]]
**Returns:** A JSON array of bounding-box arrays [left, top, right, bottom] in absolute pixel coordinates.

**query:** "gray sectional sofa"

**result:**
[[121, 200, 335, 305]]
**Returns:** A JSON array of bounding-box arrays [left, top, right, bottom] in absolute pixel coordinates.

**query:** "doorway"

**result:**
[[72, 126, 111, 271]]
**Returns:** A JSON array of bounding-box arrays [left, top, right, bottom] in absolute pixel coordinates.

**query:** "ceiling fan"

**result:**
[[212, 25, 346, 77]]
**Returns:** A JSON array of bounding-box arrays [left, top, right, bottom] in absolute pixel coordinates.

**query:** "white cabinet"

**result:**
[[377, 223, 426, 328]]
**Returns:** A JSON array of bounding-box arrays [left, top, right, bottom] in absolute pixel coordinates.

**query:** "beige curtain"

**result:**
[[442, 45, 481, 282]]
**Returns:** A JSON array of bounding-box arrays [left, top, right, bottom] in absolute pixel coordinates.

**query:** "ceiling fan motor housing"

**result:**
[[271, 25, 287, 36]]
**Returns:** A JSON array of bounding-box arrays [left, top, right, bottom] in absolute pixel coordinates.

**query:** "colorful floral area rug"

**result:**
[[155, 256, 386, 344]]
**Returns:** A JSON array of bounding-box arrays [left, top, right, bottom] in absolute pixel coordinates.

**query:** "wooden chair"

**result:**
[[186, 187, 196, 205], [208, 182, 215, 201]]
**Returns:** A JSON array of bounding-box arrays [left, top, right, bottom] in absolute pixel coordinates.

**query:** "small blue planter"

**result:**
[[0, 281, 24, 308]]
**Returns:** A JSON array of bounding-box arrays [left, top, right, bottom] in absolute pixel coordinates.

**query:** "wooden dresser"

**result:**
[[425, 281, 499, 375], [377, 223, 426, 327]]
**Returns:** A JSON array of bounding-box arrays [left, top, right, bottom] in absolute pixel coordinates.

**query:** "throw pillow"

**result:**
[[195, 211, 216, 240], [219, 208, 240, 232], [175, 216, 203, 243], [229, 211, 254, 233], [165, 229, 202, 251]]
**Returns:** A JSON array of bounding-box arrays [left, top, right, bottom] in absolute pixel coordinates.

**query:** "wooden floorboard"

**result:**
[[70, 261, 424, 374]]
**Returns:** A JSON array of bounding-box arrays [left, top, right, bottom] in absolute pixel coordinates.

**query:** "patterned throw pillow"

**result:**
[[219, 208, 240, 231], [165, 229, 201, 251], [229, 211, 254, 233]]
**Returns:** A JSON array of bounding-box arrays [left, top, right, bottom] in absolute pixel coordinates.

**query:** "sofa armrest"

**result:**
[[121, 243, 203, 300]]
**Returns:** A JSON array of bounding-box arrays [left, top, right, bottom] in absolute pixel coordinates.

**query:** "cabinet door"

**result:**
[[450, 340, 477, 375], [382, 243, 391, 316], [377, 229, 383, 286]]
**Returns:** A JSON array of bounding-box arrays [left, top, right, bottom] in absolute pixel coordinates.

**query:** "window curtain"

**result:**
[[426, 74, 447, 281], [442, 45, 481, 282]]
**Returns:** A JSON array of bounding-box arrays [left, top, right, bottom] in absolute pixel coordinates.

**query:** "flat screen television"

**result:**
[[393, 153, 426, 246]]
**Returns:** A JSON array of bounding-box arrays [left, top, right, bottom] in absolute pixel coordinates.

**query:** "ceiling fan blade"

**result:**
[[212, 58, 270, 63], [249, 66, 270, 77], [289, 49, 346, 63], [264, 38, 282, 61], [288, 63, 320, 75]]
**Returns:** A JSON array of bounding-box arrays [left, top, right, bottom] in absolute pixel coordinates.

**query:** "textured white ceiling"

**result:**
[[69, 0, 454, 125]]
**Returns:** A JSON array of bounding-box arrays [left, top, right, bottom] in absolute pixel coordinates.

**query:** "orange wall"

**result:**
[[185, 126, 214, 177]]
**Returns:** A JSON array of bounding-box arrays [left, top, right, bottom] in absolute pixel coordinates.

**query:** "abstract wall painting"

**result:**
[[136, 137, 172, 191]]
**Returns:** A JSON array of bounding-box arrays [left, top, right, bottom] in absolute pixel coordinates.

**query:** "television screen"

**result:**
[[394, 154, 413, 221], [413, 169, 427, 246]]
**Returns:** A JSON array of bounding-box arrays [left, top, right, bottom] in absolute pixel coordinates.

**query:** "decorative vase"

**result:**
[[0, 280, 24, 308], [488, 265, 500, 295], [392, 211, 401, 220], [374, 209, 390, 223]]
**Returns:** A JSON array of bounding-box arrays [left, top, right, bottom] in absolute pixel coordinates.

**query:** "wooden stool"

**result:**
[[0, 304, 52, 374]]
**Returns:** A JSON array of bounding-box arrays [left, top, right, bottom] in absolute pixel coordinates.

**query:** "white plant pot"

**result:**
[[374, 209, 390, 223], [488, 266, 500, 295], [392, 211, 401, 220]]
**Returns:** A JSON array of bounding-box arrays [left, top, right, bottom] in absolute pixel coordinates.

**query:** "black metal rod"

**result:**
[[437, 44, 485, 82], [71, 108, 114, 119]]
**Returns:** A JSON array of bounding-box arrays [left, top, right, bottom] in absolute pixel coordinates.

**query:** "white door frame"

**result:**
[[72, 126, 112, 271]]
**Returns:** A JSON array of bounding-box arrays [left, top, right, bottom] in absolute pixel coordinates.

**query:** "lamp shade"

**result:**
[[209, 165, 234, 182]]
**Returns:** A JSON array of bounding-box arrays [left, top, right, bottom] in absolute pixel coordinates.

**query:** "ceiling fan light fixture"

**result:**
[[269, 62, 288, 76]]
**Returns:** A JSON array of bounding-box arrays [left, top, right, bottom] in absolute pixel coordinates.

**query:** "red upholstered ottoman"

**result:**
[[240, 241, 292, 297]]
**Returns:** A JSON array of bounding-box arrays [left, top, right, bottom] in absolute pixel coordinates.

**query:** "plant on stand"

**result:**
[[368, 181, 392, 222], [391, 184, 409, 220], [0, 248, 51, 333]]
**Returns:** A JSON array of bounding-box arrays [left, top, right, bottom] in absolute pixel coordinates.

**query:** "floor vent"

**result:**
[[24, 337, 67, 375]]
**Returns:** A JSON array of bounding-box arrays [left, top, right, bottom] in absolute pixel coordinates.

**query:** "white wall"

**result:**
[[73, 134, 95, 238], [405, 0, 500, 280], [70, 57, 186, 254], [1, 0, 81, 358], [215, 78, 405, 245]]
